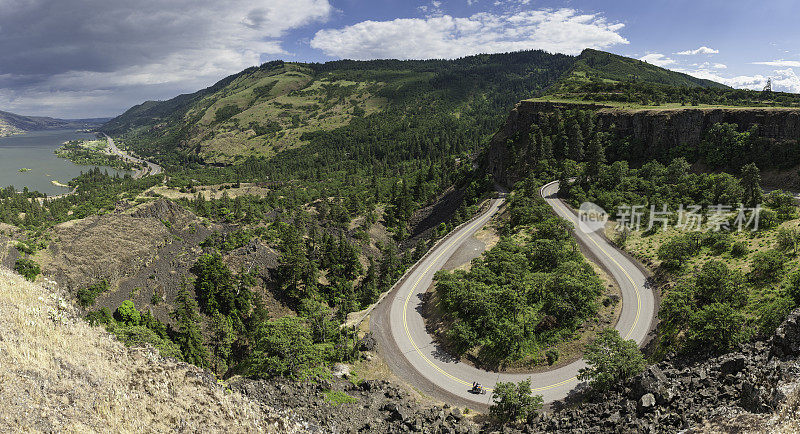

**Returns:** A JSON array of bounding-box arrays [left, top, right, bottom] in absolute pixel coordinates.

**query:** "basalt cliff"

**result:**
[[485, 101, 800, 186]]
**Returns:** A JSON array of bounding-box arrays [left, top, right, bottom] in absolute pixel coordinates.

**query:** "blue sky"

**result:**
[[2, 0, 799, 118]]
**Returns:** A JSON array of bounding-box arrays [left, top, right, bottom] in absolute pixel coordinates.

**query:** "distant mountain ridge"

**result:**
[[100, 49, 729, 165], [0, 109, 107, 137], [559, 49, 729, 90]]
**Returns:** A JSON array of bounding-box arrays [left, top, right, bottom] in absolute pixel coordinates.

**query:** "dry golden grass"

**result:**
[[0, 267, 307, 433]]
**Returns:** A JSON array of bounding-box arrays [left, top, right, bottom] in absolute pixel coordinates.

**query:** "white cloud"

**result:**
[[0, 0, 333, 117], [310, 8, 628, 60], [675, 66, 800, 93], [676, 46, 719, 55], [753, 60, 800, 67], [639, 53, 675, 67]]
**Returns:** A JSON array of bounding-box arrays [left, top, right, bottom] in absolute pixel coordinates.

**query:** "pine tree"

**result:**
[[171, 283, 210, 368], [528, 127, 540, 162], [585, 136, 606, 181], [540, 135, 553, 160], [568, 120, 584, 161]]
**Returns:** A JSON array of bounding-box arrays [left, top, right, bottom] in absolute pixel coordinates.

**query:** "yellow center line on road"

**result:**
[[400, 182, 643, 396]]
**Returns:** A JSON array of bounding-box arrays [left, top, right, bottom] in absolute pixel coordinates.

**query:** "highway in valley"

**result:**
[[103, 134, 162, 178], [372, 180, 656, 408]]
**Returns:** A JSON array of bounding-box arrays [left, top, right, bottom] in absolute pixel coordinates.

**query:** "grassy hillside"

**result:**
[[106, 62, 388, 163], [562, 49, 727, 89], [543, 49, 800, 107], [0, 267, 303, 432], [103, 51, 576, 165]]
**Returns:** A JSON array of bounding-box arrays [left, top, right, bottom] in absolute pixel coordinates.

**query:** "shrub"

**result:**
[[76, 280, 110, 307], [657, 236, 696, 269], [783, 270, 800, 304], [111, 324, 183, 360], [686, 302, 746, 353], [114, 300, 141, 325], [85, 307, 113, 326], [578, 329, 646, 392], [750, 250, 785, 281], [14, 241, 33, 255], [490, 379, 543, 423], [709, 233, 733, 255], [323, 390, 358, 406], [731, 241, 749, 257], [14, 258, 41, 282], [545, 349, 559, 365], [776, 226, 800, 254]]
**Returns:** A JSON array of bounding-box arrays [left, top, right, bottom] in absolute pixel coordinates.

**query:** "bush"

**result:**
[[323, 390, 358, 406], [577, 329, 646, 392], [14, 258, 41, 282], [14, 241, 33, 255], [750, 250, 785, 281], [489, 379, 543, 423], [783, 270, 800, 304], [731, 241, 749, 257], [246, 316, 324, 378], [111, 324, 183, 360], [85, 307, 113, 326], [776, 226, 800, 254], [657, 236, 696, 269], [76, 280, 110, 307], [545, 349, 559, 365], [114, 300, 141, 325], [686, 302, 746, 353]]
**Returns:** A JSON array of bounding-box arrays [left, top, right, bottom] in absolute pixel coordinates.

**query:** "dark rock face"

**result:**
[[230, 377, 479, 433], [484, 100, 800, 186], [770, 309, 800, 358], [515, 308, 800, 433]]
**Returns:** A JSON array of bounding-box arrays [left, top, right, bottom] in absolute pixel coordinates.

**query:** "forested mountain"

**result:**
[[0, 109, 102, 137], [544, 49, 800, 107], [559, 49, 727, 90], [102, 51, 577, 165]]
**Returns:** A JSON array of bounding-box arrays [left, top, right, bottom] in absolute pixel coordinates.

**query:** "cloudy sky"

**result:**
[[2, 0, 799, 118]]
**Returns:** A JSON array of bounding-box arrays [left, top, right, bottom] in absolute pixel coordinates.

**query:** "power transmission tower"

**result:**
[[763, 78, 772, 93]]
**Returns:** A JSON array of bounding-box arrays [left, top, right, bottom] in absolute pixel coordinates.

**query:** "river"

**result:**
[[0, 129, 130, 196]]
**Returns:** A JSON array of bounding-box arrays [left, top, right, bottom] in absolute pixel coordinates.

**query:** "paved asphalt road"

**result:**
[[373, 180, 656, 407], [103, 134, 162, 178]]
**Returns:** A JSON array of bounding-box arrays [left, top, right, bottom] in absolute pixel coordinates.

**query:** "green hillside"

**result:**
[[104, 51, 576, 165], [564, 48, 727, 89], [542, 49, 800, 107]]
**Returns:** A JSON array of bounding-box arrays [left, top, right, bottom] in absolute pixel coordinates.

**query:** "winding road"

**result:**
[[371, 180, 656, 407], [103, 134, 162, 178]]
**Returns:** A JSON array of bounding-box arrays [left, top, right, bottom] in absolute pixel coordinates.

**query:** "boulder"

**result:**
[[770, 308, 800, 358], [719, 354, 746, 375], [637, 393, 656, 414], [358, 333, 378, 351]]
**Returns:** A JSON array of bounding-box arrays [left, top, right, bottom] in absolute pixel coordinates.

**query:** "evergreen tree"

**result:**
[[540, 135, 553, 160], [741, 162, 763, 207], [585, 136, 606, 181], [567, 120, 585, 161], [171, 283, 210, 368]]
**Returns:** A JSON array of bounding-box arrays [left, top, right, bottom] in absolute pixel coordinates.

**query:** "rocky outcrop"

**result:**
[[514, 308, 800, 433], [484, 100, 800, 185], [231, 377, 479, 433], [484, 101, 612, 185]]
